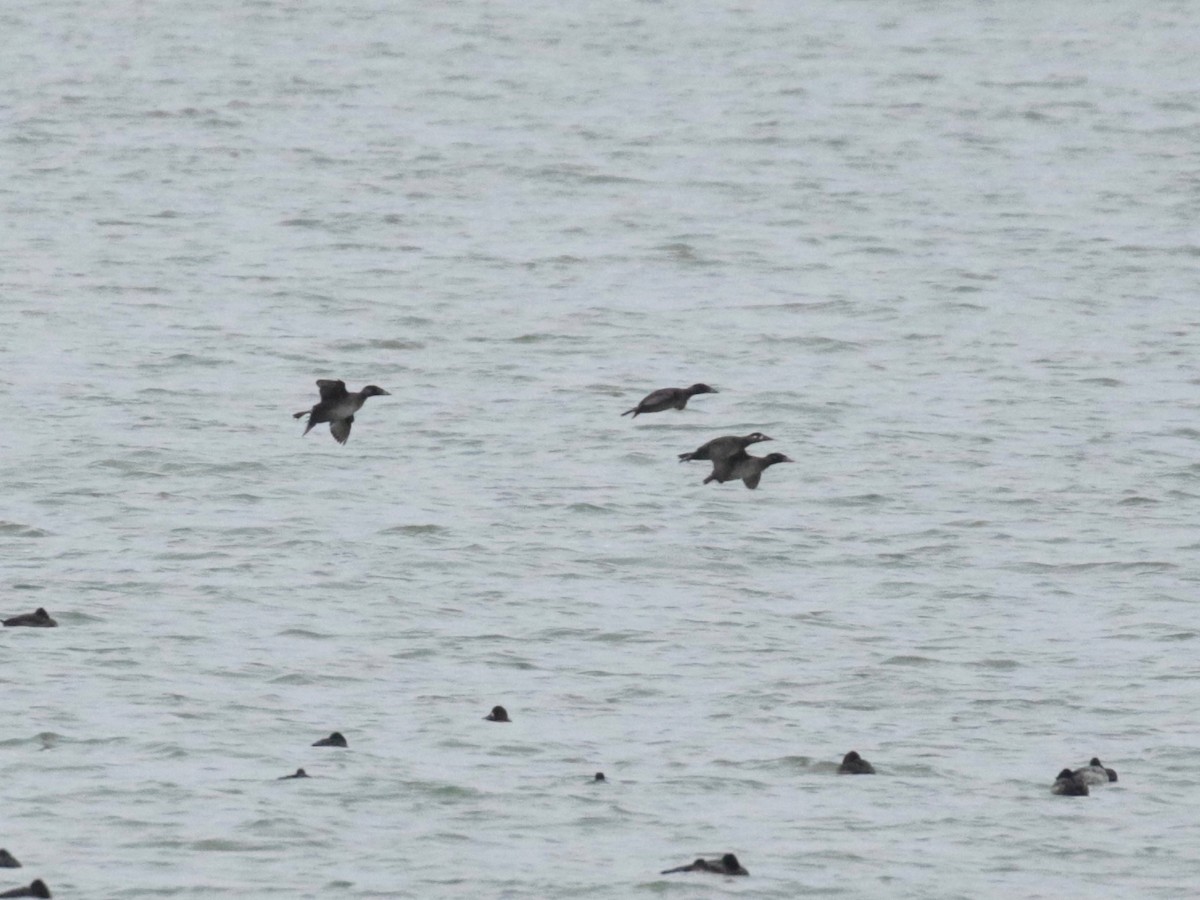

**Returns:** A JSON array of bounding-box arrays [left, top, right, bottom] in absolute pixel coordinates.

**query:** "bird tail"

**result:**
[[621, 408, 638, 417], [703, 473, 717, 484], [293, 410, 308, 420]]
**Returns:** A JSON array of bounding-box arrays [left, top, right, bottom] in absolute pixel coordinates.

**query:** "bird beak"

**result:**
[[379, 389, 392, 395], [780, 455, 794, 462]]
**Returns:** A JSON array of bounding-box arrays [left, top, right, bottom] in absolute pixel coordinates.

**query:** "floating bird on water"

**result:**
[[622, 384, 717, 418], [678, 432, 771, 463], [660, 854, 748, 876], [294, 380, 390, 444], [0, 851, 18, 869], [837, 751, 875, 775], [0, 880, 51, 899], [1074, 757, 1118, 785], [312, 732, 347, 748], [2, 608, 56, 628], [1051, 768, 1089, 796], [593, 772, 606, 783], [279, 768, 310, 780], [484, 706, 510, 722]]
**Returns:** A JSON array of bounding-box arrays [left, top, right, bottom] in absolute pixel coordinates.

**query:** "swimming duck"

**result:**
[[678, 433, 771, 463], [621, 384, 717, 418], [484, 706, 510, 722], [1074, 757, 1118, 785], [279, 768, 310, 779], [593, 772, 606, 783], [2, 608, 56, 628], [0, 851, 18, 869], [660, 854, 748, 876], [837, 751, 875, 774], [702, 451, 793, 489], [293, 380, 390, 444], [0, 880, 50, 899], [312, 732, 347, 748], [1051, 768, 1089, 796]]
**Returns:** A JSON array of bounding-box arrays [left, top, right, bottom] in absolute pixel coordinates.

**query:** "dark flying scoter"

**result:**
[[703, 451, 793, 489], [678, 432, 771, 463], [621, 384, 717, 418], [2, 608, 57, 628], [294, 380, 390, 445], [660, 854, 748, 876]]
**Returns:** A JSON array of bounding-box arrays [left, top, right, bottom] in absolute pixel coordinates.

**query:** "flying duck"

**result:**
[[678, 432, 771, 462], [703, 451, 793, 489], [294, 380, 390, 444], [622, 383, 718, 418]]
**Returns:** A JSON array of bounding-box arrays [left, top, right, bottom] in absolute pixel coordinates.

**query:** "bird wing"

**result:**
[[330, 416, 353, 445], [640, 388, 676, 406], [316, 379, 348, 401]]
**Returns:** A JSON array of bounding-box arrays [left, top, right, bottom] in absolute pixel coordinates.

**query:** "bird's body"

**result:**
[[703, 451, 793, 489], [622, 384, 717, 418], [661, 854, 748, 876], [838, 751, 875, 775], [294, 380, 390, 444], [0, 851, 19, 869], [312, 732, 347, 748], [0, 880, 50, 899], [279, 768, 310, 780], [2, 608, 56, 628], [678, 432, 771, 463], [1074, 757, 1118, 785], [1052, 768, 1089, 796]]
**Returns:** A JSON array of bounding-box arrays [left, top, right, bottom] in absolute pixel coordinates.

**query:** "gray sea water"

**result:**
[[3, 0, 1199, 897]]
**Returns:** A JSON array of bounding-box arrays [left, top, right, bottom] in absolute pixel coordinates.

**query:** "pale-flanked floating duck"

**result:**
[[678, 432, 771, 463], [294, 380, 390, 444], [1074, 757, 1118, 785]]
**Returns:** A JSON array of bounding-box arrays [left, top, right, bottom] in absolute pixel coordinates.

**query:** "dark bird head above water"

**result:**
[[594, 772, 606, 782], [485, 705, 510, 722], [312, 732, 347, 748]]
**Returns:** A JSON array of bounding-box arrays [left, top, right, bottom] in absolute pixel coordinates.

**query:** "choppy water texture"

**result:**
[[3, 1, 1199, 897]]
